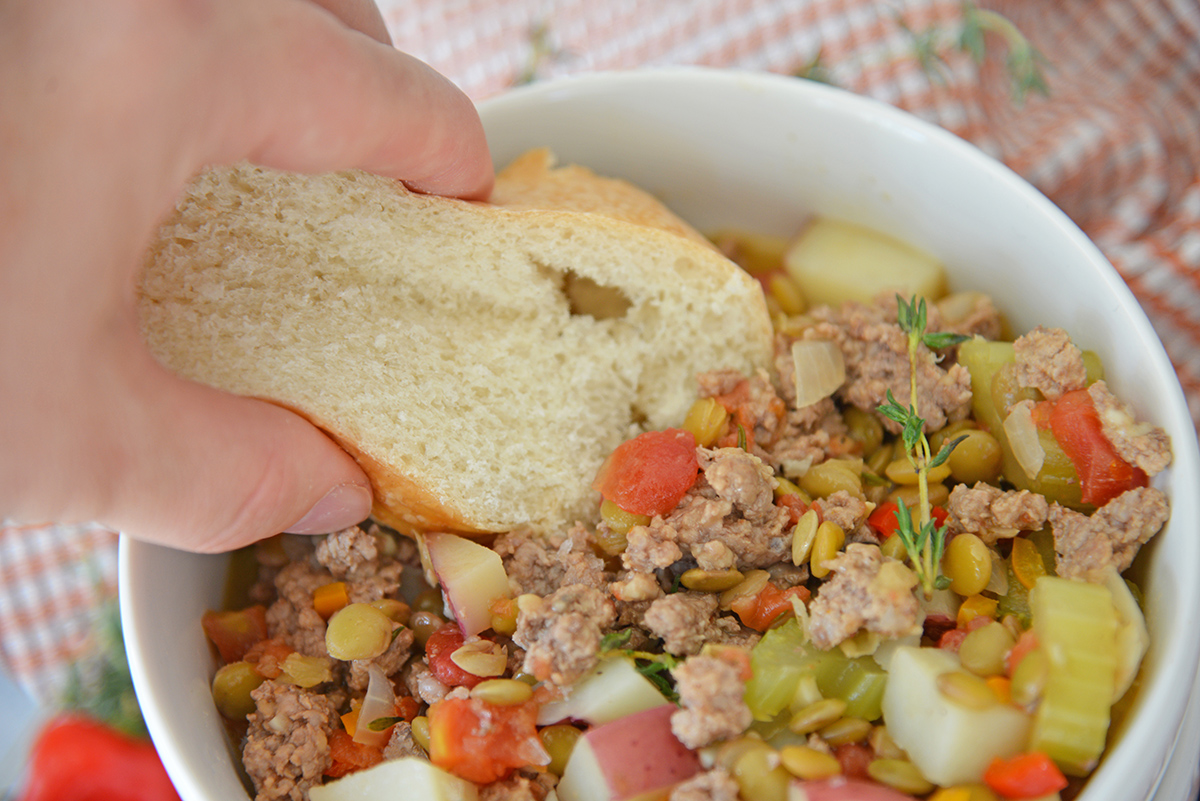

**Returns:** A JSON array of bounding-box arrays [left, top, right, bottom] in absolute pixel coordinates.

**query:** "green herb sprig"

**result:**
[[876, 295, 969, 598], [901, 1, 1049, 105]]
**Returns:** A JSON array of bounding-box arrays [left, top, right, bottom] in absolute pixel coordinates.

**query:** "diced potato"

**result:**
[[881, 646, 1032, 786], [1105, 571, 1148, 702], [538, 657, 669, 727], [309, 757, 477, 801], [557, 705, 701, 801], [783, 218, 946, 308], [423, 532, 511, 636]]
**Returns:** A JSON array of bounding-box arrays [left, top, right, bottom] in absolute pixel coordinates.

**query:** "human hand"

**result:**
[[0, 0, 494, 552]]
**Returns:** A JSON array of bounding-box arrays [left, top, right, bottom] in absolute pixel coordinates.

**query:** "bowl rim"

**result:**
[[121, 66, 1200, 801]]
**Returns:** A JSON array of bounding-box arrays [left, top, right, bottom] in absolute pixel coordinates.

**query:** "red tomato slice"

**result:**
[[201, 605, 268, 663], [592, 428, 699, 517], [428, 696, 549, 784], [1035, 389, 1147, 507], [425, 625, 485, 689]]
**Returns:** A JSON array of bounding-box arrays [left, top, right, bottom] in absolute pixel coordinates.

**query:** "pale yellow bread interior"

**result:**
[[138, 149, 773, 535]]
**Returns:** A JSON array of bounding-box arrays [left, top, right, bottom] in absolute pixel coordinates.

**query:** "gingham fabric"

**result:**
[[2, 0, 1197, 707]]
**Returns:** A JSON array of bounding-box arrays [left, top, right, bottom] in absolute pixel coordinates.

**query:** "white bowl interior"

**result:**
[[121, 68, 1200, 801]]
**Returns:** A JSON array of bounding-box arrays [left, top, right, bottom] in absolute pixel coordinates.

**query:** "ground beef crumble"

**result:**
[[948, 482, 1049, 543], [493, 523, 609, 597], [670, 655, 752, 750], [669, 769, 741, 801], [643, 592, 751, 656], [243, 681, 338, 801], [1012, 326, 1088, 400], [1087, 381, 1172, 476], [513, 585, 616, 687], [808, 544, 922, 650], [1051, 487, 1170, 582]]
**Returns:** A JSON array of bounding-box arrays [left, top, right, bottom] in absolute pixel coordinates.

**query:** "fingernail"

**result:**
[[285, 483, 373, 535]]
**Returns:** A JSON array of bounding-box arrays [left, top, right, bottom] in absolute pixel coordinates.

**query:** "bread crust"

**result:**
[[139, 150, 773, 536]]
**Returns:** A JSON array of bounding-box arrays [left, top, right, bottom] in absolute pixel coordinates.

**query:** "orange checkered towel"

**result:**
[[2, 0, 1197, 704]]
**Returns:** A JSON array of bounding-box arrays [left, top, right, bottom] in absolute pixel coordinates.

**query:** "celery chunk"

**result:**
[[1029, 575, 1118, 776], [743, 620, 887, 722]]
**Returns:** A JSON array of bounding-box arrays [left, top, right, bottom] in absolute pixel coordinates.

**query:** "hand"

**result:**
[[0, 0, 494, 553]]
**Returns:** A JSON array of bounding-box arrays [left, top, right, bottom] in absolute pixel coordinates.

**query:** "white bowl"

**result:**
[[121, 68, 1200, 801]]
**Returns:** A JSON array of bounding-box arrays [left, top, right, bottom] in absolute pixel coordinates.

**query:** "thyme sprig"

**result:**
[[901, 1, 1050, 105], [877, 295, 969, 598]]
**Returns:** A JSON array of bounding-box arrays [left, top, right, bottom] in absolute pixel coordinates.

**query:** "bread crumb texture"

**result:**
[[138, 151, 772, 534]]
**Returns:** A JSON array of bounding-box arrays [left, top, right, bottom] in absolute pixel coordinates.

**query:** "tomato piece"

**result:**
[[776, 493, 808, 525], [18, 713, 181, 801], [201, 605, 268, 663], [592, 429, 699, 517], [833, 742, 874, 779], [867, 502, 948, 540], [868, 502, 901, 538], [1034, 389, 1147, 507], [425, 625, 484, 689], [428, 697, 549, 784], [324, 728, 384, 779], [983, 751, 1068, 799], [394, 695, 422, 723], [1005, 630, 1039, 678], [244, 636, 294, 679], [732, 582, 811, 632]]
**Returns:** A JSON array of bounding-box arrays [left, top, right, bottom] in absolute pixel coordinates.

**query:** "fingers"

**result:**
[[304, 0, 393, 45], [196, 0, 494, 200], [93, 344, 374, 553]]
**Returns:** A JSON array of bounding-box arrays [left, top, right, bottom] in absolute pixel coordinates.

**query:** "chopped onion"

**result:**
[[791, 340, 846, 409], [1004, 402, 1045, 479], [354, 664, 397, 748]]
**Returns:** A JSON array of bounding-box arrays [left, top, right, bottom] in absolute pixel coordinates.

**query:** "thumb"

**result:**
[[99, 348, 373, 553]]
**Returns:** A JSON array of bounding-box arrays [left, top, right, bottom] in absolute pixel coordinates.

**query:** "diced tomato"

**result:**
[[425, 625, 484, 689], [18, 713, 181, 801], [427, 697, 549, 784], [201, 605, 268, 663], [731, 582, 811, 632], [983, 751, 1068, 799], [776, 493, 808, 525], [711, 377, 787, 450], [394, 695, 422, 723], [1034, 389, 1147, 507], [938, 628, 969, 653], [244, 636, 295, 679], [868, 502, 901, 539], [1005, 630, 1039, 678], [592, 429, 700, 517], [867, 502, 948, 540], [833, 742, 874, 780], [325, 728, 384, 779]]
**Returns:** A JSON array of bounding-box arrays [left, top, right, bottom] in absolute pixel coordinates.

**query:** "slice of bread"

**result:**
[[138, 149, 773, 536]]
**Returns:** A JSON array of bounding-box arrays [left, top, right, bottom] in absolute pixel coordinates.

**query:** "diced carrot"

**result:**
[[983, 751, 1067, 799], [325, 728, 384, 778], [1010, 538, 1047, 591], [341, 707, 360, 739], [986, 676, 1012, 705], [313, 581, 350, 620], [957, 594, 999, 630]]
